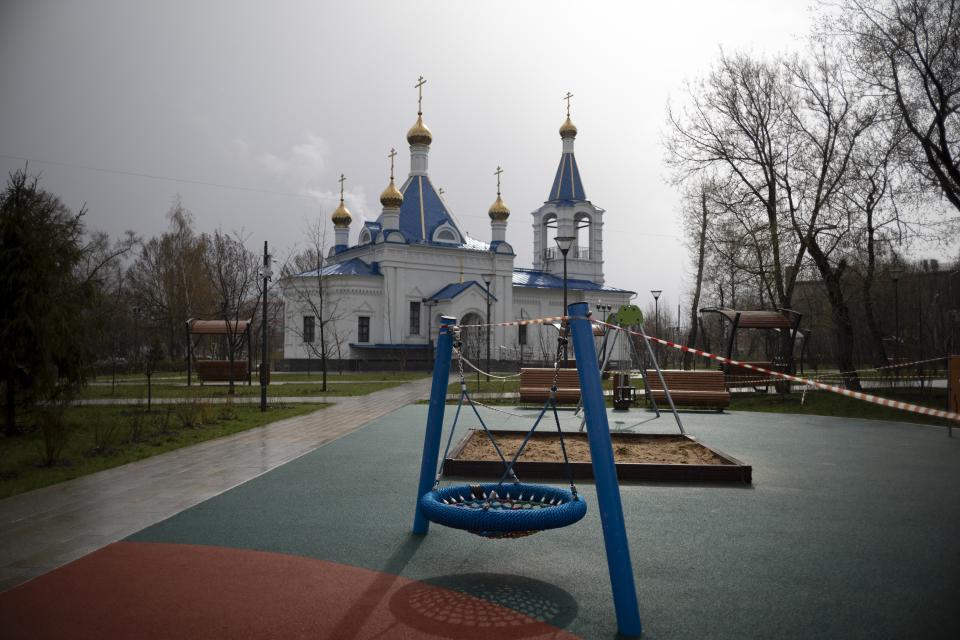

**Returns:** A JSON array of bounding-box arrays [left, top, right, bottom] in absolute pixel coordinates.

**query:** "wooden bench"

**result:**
[[519, 367, 581, 404], [724, 361, 779, 391], [194, 360, 249, 383], [645, 370, 730, 410]]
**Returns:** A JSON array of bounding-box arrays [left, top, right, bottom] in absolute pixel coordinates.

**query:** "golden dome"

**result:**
[[379, 179, 403, 208], [559, 116, 578, 139], [488, 195, 510, 222], [331, 200, 352, 227], [407, 114, 433, 146]]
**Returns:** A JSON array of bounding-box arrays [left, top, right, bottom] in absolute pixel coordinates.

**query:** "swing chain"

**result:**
[[550, 321, 568, 402], [452, 326, 467, 393], [549, 318, 578, 499]]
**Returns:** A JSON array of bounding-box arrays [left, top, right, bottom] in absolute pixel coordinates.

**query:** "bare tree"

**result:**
[[841, 119, 911, 365], [127, 199, 213, 361], [680, 179, 715, 369], [825, 0, 960, 210], [203, 229, 259, 395], [779, 51, 878, 389], [667, 52, 807, 310], [281, 219, 344, 391]]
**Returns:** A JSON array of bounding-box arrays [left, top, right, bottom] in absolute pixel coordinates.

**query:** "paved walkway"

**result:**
[[0, 375, 437, 592], [75, 396, 347, 405]]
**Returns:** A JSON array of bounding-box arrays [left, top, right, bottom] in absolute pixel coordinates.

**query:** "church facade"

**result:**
[[281, 87, 633, 367]]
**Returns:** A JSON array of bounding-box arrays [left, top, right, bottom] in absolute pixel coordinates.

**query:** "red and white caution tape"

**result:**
[[816, 356, 947, 379], [597, 321, 960, 424], [455, 315, 569, 329]]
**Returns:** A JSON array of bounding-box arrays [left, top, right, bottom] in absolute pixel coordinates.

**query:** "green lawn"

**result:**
[[729, 388, 951, 427], [90, 371, 428, 384], [78, 379, 417, 400], [0, 403, 329, 499]]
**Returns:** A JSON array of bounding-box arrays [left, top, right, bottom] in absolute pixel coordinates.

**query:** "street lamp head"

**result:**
[[481, 273, 495, 287], [650, 289, 662, 300], [554, 235, 576, 255], [888, 267, 904, 283]]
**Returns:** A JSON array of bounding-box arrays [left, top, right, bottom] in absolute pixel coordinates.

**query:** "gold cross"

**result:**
[[563, 91, 573, 117], [415, 75, 426, 114], [338, 173, 346, 202], [387, 148, 397, 180], [494, 166, 503, 196]]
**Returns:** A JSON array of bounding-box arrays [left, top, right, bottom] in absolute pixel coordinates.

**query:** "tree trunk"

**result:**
[[683, 190, 709, 370], [807, 242, 862, 390], [862, 210, 888, 367], [4, 377, 15, 436], [318, 280, 327, 393]]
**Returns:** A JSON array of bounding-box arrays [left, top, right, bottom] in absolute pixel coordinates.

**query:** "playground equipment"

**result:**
[[419, 320, 586, 538], [583, 304, 685, 434], [413, 303, 643, 637]]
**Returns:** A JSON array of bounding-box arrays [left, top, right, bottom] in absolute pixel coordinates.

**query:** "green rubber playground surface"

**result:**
[[4, 405, 960, 639]]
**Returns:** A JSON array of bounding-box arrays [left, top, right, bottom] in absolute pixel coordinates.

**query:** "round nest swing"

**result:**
[[419, 482, 587, 539]]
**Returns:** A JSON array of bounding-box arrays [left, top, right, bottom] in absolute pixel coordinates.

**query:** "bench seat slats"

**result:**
[[645, 370, 730, 409]]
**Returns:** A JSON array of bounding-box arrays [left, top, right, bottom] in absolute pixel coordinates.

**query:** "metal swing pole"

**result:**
[[628, 325, 661, 418], [413, 315, 457, 535], [568, 302, 643, 638], [578, 328, 619, 431], [635, 321, 684, 435]]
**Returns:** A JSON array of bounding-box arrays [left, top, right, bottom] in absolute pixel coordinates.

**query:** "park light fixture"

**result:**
[[554, 236, 576, 364], [481, 273, 495, 380]]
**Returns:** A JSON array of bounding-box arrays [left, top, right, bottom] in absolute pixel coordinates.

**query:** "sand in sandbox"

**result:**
[[455, 433, 728, 465]]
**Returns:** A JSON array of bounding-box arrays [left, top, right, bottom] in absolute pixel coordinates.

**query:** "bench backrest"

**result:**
[[645, 370, 726, 392], [519, 367, 580, 388], [724, 361, 773, 376]]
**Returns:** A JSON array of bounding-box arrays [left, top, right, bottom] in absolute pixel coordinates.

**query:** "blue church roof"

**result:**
[[548, 152, 587, 202], [392, 174, 464, 243], [298, 258, 380, 277], [426, 280, 497, 302], [512, 269, 632, 294]]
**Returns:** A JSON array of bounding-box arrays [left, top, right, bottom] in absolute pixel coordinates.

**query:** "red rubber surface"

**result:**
[[0, 541, 580, 639]]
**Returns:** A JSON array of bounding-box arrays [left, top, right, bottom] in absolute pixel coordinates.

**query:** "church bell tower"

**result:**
[[531, 93, 604, 284]]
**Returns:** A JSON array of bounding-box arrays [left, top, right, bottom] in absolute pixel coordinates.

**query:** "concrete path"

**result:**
[[75, 396, 346, 406], [0, 375, 436, 592]]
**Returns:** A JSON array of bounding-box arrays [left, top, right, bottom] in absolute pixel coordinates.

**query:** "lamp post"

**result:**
[[650, 290, 662, 367], [259, 242, 272, 412], [482, 273, 495, 381], [133, 306, 141, 372], [555, 236, 576, 364], [889, 267, 903, 366], [423, 298, 436, 371]]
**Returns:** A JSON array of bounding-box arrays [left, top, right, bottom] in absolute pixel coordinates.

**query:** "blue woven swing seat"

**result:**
[[419, 482, 587, 538]]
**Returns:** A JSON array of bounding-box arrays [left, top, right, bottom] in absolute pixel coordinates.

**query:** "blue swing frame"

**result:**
[[412, 304, 643, 637]]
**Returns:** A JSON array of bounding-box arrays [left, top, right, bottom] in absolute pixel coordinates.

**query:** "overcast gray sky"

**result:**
[[0, 0, 814, 316]]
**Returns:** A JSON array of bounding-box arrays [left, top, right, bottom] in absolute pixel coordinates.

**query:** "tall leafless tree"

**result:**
[[203, 229, 259, 395], [824, 0, 960, 210], [281, 219, 345, 391], [127, 200, 214, 361]]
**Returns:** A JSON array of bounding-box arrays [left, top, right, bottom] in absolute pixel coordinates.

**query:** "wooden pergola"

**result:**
[[699, 308, 805, 390], [185, 319, 253, 386]]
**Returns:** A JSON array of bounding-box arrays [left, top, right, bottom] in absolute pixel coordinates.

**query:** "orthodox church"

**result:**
[[281, 82, 634, 366]]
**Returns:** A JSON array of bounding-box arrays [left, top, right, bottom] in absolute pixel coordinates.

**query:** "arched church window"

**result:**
[[359, 229, 371, 245], [574, 213, 591, 259], [435, 229, 457, 242], [542, 214, 558, 261]]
